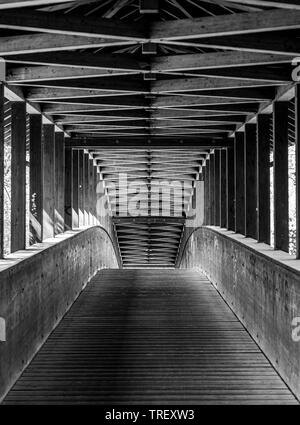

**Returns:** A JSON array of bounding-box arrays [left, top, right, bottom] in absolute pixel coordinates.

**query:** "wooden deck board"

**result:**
[[3, 269, 298, 405]]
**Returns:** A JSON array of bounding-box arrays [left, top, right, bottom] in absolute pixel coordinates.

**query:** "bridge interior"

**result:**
[[0, 0, 300, 405]]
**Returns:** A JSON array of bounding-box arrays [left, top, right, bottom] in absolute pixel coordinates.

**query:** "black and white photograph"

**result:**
[[0, 0, 300, 413]]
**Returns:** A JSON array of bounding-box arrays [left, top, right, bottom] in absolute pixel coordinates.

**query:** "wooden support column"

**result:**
[[204, 161, 210, 225], [257, 114, 271, 244], [220, 149, 227, 228], [296, 86, 300, 258], [226, 146, 235, 231], [234, 131, 245, 235], [78, 149, 84, 227], [244, 123, 257, 239], [42, 124, 55, 240], [64, 148, 72, 231], [84, 153, 89, 225], [29, 114, 43, 244], [54, 132, 65, 235], [273, 101, 289, 252], [214, 150, 220, 226], [89, 157, 94, 224], [94, 166, 98, 224], [209, 152, 215, 225], [72, 149, 79, 229], [0, 83, 4, 258], [11, 102, 26, 253]]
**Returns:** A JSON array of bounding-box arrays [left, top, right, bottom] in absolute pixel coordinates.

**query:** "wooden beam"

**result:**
[[0, 34, 132, 56], [64, 148, 72, 231], [78, 149, 84, 227], [0, 1, 74, 9], [153, 51, 292, 73], [7, 66, 136, 83], [220, 149, 227, 228], [234, 132, 245, 235], [151, 9, 300, 41], [152, 96, 256, 109], [54, 132, 65, 235], [219, 0, 300, 10], [0, 9, 146, 41], [273, 101, 289, 252], [11, 101, 26, 253], [84, 153, 89, 225], [39, 96, 147, 108], [244, 123, 257, 239], [72, 149, 79, 229], [29, 113, 43, 244], [42, 123, 55, 240], [43, 104, 145, 114], [6, 51, 147, 72], [0, 83, 4, 258], [214, 150, 221, 226], [296, 86, 300, 258], [209, 153, 215, 225], [226, 146, 235, 231], [257, 114, 271, 244]]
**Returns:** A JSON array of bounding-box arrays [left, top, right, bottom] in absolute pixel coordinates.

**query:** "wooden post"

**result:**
[[84, 153, 89, 225], [214, 150, 220, 226], [204, 161, 210, 225], [209, 152, 215, 225], [11, 102, 26, 252], [0, 83, 4, 257], [64, 148, 72, 231], [94, 166, 98, 224], [42, 124, 55, 240], [78, 149, 84, 227], [220, 149, 227, 228], [226, 146, 235, 231], [273, 101, 289, 252], [296, 86, 300, 258], [29, 114, 43, 244], [72, 149, 79, 229], [54, 131, 65, 235], [257, 114, 271, 244], [89, 157, 94, 224], [244, 123, 257, 239], [234, 131, 245, 235]]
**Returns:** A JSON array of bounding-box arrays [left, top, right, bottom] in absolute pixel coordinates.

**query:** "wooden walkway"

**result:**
[[3, 270, 298, 405]]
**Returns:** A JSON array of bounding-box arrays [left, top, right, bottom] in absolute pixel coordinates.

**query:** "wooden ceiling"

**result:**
[[0, 0, 298, 141]]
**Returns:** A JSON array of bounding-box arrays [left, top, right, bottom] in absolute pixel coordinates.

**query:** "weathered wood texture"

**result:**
[[244, 123, 257, 239], [226, 147, 235, 231], [220, 149, 227, 228], [0, 83, 4, 258], [234, 132, 245, 235], [64, 148, 72, 231], [54, 132, 65, 235], [2, 268, 298, 405], [29, 114, 43, 244], [273, 101, 289, 252], [42, 124, 55, 240], [11, 101, 26, 253]]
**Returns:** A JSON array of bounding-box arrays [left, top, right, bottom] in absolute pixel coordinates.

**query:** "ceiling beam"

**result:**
[[220, 0, 300, 10], [6, 66, 137, 83], [0, 9, 147, 41], [6, 51, 148, 72], [151, 9, 300, 41], [0, 0, 74, 9], [0, 33, 133, 56], [153, 51, 292, 72], [152, 95, 259, 108]]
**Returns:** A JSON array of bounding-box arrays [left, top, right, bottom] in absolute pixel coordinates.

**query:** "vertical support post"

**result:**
[[244, 123, 257, 239], [209, 152, 215, 225], [214, 150, 220, 226], [29, 114, 43, 244], [78, 149, 84, 227], [0, 83, 4, 257], [234, 131, 245, 235], [89, 157, 94, 224], [64, 148, 72, 230], [226, 145, 235, 231], [94, 165, 98, 224], [42, 124, 55, 240], [296, 86, 300, 258], [273, 101, 289, 252], [220, 149, 227, 228], [54, 131, 65, 235], [257, 114, 271, 244], [84, 153, 89, 225], [11, 102, 26, 252], [72, 149, 79, 229], [204, 161, 210, 225]]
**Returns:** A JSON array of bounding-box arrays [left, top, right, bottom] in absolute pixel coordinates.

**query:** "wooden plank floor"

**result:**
[[3, 269, 298, 405]]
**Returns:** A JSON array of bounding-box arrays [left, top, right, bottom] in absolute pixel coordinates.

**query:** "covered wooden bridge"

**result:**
[[0, 0, 300, 405]]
